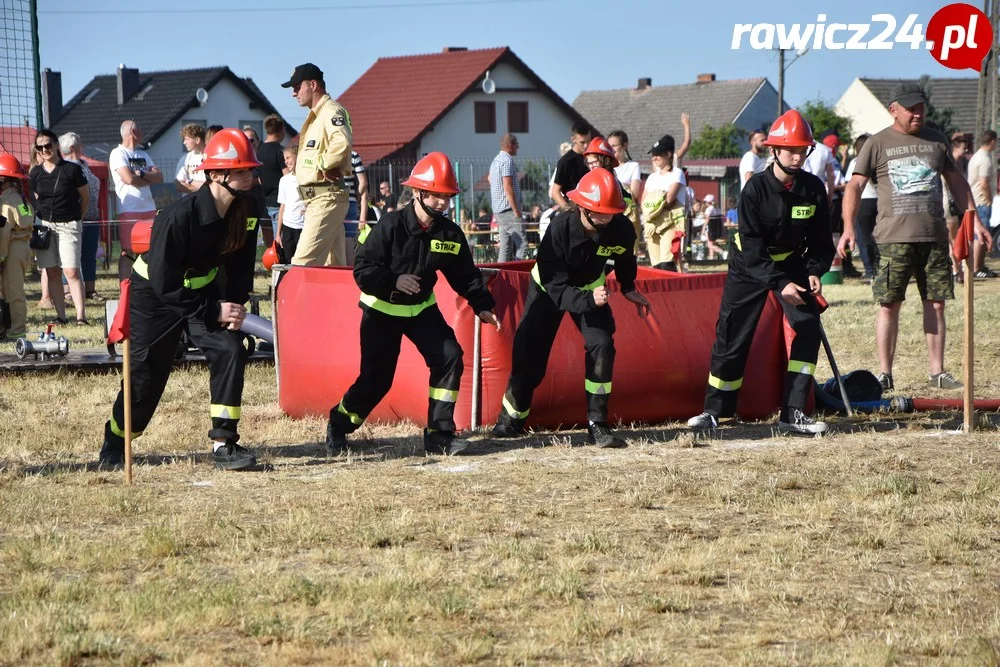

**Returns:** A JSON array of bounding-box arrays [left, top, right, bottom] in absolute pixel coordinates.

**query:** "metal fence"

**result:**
[[0, 0, 41, 159]]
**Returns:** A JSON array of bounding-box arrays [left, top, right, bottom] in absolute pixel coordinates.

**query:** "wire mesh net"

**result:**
[[0, 0, 39, 166]]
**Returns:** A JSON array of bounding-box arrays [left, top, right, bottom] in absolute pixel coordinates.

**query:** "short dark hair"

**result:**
[[854, 133, 870, 155], [748, 129, 766, 142], [570, 121, 591, 137], [264, 114, 284, 136], [982, 130, 997, 146]]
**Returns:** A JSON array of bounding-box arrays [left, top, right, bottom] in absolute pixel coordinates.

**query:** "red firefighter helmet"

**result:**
[[401, 152, 461, 195], [763, 110, 815, 148], [197, 128, 262, 171], [262, 242, 279, 270], [130, 221, 154, 255], [584, 137, 619, 167], [0, 153, 28, 180], [567, 167, 626, 215]]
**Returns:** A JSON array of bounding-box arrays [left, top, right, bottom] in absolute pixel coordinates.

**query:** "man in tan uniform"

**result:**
[[281, 63, 353, 266]]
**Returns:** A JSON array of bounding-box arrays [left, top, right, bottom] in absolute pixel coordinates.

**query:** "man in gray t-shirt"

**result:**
[[489, 133, 523, 261], [839, 83, 992, 392]]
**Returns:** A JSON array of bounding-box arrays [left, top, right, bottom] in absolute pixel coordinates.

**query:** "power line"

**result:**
[[41, 0, 545, 15]]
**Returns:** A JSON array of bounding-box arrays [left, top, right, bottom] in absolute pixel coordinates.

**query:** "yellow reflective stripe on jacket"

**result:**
[[133, 256, 218, 289], [708, 374, 742, 391], [787, 360, 816, 376], [585, 379, 612, 395], [790, 205, 816, 219], [210, 404, 241, 420], [429, 239, 461, 255], [731, 232, 793, 261], [530, 264, 607, 293], [337, 401, 363, 426], [359, 292, 437, 317], [429, 387, 458, 402], [184, 267, 218, 289], [502, 395, 530, 419], [110, 416, 143, 439]]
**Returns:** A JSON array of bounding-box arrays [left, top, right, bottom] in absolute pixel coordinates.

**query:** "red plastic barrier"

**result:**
[[275, 264, 787, 429]]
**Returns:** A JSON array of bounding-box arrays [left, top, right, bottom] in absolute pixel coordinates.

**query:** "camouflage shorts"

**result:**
[[872, 242, 953, 304]]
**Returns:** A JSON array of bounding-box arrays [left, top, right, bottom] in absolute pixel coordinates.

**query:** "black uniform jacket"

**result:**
[[354, 203, 496, 315], [536, 210, 638, 314], [735, 167, 835, 292], [140, 185, 258, 323]]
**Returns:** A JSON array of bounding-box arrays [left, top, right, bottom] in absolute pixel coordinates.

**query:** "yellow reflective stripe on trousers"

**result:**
[[787, 360, 816, 376], [708, 374, 743, 391], [359, 292, 436, 317], [133, 256, 218, 289], [110, 416, 143, 438], [530, 264, 607, 293], [337, 401, 363, 426], [585, 379, 612, 395], [502, 395, 530, 419], [429, 387, 458, 402], [210, 404, 241, 420]]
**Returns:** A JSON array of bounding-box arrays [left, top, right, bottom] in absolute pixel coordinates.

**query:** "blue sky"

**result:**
[[39, 0, 977, 129]]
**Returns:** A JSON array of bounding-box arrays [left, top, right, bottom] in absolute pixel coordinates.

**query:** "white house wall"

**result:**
[[835, 78, 892, 137], [418, 62, 578, 160], [146, 78, 275, 172]]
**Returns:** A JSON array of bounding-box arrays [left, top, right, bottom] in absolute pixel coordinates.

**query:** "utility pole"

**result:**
[[778, 49, 785, 116]]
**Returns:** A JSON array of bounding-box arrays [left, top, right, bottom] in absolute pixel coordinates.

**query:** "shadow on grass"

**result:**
[[6, 412, 985, 479]]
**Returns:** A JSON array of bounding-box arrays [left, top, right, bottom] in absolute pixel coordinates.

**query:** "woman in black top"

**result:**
[[28, 128, 89, 324]]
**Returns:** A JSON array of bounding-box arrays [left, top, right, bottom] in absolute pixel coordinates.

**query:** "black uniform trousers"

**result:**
[[704, 266, 821, 417], [106, 279, 248, 444], [504, 282, 616, 424], [328, 305, 464, 435]]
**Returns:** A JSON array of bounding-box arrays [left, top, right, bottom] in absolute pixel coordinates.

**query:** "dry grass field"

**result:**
[[2, 267, 1000, 666]]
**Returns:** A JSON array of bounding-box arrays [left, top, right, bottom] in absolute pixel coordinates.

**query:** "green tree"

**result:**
[[917, 75, 957, 135], [799, 99, 853, 144], [687, 123, 745, 159]]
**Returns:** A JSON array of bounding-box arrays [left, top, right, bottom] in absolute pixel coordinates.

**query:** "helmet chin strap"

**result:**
[[416, 190, 448, 220], [218, 171, 243, 198], [771, 146, 815, 176], [771, 148, 801, 176]]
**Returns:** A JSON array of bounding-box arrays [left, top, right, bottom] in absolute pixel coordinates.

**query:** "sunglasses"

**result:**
[[35, 142, 54, 152]]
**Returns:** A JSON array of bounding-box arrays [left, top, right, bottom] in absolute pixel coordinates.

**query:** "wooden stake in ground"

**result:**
[[107, 279, 134, 484], [123, 337, 133, 485], [957, 211, 975, 433]]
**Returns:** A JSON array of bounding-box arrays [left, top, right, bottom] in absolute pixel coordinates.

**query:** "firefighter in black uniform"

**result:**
[[325, 152, 501, 456], [100, 129, 263, 470], [687, 109, 835, 434], [492, 167, 651, 447]]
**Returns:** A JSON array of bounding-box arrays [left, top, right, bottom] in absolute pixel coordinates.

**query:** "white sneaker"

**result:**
[[778, 408, 828, 435], [687, 412, 718, 429]]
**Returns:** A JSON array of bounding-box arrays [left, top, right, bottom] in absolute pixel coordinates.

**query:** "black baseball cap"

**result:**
[[281, 63, 324, 88], [648, 134, 675, 156], [889, 82, 927, 108]]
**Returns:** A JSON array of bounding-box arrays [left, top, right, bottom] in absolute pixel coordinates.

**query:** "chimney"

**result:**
[[117, 64, 140, 106], [637, 77, 652, 90], [442, 46, 468, 52], [696, 73, 717, 84], [41, 68, 62, 127]]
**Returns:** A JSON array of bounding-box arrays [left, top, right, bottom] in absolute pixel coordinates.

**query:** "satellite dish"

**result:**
[[195, 88, 209, 106], [482, 70, 496, 95]]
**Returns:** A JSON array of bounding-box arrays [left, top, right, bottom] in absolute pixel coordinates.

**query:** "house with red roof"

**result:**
[[338, 47, 592, 165]]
